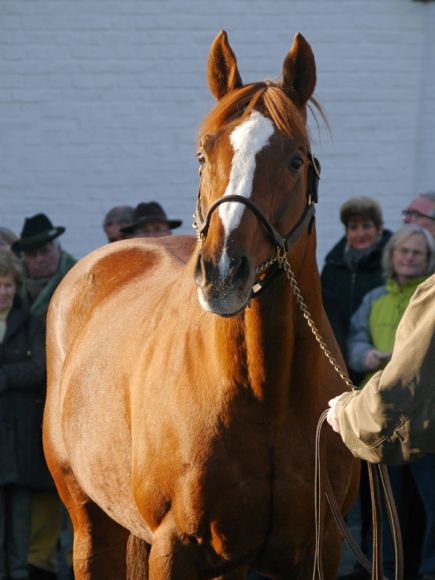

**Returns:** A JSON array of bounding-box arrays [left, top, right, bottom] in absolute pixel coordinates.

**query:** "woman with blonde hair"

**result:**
[[347, 224, 435, 376]]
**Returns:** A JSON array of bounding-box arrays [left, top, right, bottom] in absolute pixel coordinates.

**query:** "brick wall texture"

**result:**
[[1, 0, 434, 266]]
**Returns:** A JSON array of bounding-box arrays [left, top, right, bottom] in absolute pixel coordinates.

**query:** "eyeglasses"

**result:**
[[395, 247, 427, 258], [402, 208, 435, 221]]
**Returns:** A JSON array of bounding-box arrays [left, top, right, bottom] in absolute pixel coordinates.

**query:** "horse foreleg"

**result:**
[[148, 514, 199, 579], [126, 534, 150, 580]]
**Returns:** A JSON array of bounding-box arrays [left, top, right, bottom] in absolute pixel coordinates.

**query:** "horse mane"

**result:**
[[199, 81, 326, 147]]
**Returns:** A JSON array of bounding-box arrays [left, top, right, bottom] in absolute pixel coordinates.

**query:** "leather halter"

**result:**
[[194, 153, 320, 250], [193, 154, 321, 297]]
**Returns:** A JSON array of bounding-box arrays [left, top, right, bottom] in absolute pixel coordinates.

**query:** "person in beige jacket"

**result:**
[[327, 273, 435, 465]]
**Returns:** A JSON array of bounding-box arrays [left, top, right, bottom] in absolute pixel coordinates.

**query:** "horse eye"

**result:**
[[290, 156, 304, 170]]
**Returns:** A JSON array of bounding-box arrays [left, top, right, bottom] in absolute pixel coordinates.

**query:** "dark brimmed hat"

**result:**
[[120, 202, 182, 234], [11, 213, 65, 253]]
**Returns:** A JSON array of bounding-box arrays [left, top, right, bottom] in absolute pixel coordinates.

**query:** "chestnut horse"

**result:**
[[44, 31, 359, 579]]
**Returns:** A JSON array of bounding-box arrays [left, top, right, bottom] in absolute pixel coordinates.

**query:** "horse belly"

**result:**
[[61, 367, 153, 541]]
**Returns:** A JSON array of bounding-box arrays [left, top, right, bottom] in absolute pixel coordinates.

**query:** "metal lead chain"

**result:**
[[276, 248, 356, 391], [256, 255, 277, 274]]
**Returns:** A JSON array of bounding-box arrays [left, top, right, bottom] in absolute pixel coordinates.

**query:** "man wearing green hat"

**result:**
[[12, 213, 76, 579]]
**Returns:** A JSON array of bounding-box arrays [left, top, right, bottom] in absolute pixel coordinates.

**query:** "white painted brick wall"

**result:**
[[1, 0, 434, 267]]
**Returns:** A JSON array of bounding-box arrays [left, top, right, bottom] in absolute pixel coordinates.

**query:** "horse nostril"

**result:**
[[194, 253, 215, 286], [195, 252, 250, 291], [229, 255, 240, 273], [231, 255, 250, 287]]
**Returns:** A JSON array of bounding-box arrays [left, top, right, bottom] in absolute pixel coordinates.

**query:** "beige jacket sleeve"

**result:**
[[335, 275, 435, 465]]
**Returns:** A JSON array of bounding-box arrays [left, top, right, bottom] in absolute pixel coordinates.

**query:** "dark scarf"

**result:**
[[22, 250, 76, 322], [343, 235, 383, 271], [24, 275, 51, 304]]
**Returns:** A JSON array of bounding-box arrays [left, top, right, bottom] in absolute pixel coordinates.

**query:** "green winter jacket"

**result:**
[[347, 276, 427, 381]]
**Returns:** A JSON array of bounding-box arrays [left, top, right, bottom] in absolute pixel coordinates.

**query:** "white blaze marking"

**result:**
[[218, 110, 274, 275]]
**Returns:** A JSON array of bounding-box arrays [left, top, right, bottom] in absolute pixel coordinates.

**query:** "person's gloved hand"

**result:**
[[327, 394, 346, 433], [364, 349, 391, 371]]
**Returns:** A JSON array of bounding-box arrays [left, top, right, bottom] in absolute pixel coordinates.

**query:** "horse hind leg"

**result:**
[[126, 534, 150, 580], [51, 470, 129, 580], [70, 498, 130, 579], [44, 422, 130, 576], [53, 481, 133, 580]]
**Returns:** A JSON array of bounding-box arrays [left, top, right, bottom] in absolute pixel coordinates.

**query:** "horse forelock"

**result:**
[[198, 82, 312, 147]]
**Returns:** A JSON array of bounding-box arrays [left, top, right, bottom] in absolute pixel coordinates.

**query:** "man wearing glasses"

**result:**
[[403, 192, 435, 236]]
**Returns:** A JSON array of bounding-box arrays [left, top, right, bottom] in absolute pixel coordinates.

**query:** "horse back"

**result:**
[[46, 235, 196, 359]]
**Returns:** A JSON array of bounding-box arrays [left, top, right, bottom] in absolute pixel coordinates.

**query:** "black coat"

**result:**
[[0, 296, 52, 489], [320, 230, 392, 384]]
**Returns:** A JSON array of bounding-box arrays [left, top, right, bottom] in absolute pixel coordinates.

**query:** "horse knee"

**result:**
[[148, 528, 199, 580]]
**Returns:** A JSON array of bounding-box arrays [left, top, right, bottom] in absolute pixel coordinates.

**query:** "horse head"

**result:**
[[194, 30, 320, 316]]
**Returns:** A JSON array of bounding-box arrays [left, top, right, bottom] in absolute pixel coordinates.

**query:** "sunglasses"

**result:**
[[402, 208, 435, 222]]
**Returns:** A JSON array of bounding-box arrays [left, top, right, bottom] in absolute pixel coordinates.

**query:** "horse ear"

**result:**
[[282, 33, 316, 108], [208, 30, 243, 100]]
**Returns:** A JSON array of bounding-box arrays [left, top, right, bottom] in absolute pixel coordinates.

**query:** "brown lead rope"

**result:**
[[275, 252, 404, 580], [368, 462, 384, 580], [314, 413, 403, 580], [314, 412, 376, 579], [378, 464, 404, 579]]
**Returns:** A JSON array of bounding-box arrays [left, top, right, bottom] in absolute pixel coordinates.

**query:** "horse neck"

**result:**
[[213, 236, 324, 405]]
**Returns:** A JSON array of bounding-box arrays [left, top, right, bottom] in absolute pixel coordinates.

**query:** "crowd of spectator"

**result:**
[[323, 192, 435, 580], [1, 192, 434, 580]]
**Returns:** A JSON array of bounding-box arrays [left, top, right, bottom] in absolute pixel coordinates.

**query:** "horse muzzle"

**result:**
[[194, 251, 255, 316]]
